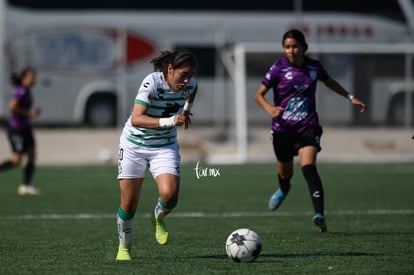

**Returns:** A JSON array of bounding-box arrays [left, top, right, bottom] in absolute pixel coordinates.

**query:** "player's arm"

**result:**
[[130, 103, 185, 128], [182, 85, 198, 130], [323, 77, 367, 113], [183, 85, 197, 115], [8, 98, 40, 117], [132, 75, 185, 128], [130, 103, 160, 128], [254, 83, 284, 119]]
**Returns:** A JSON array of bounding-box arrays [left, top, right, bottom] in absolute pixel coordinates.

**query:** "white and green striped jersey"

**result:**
[[121, 72, 197, 148]]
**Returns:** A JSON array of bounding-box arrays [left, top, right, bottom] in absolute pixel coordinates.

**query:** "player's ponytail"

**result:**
[[151, 50, 173, 73], [10, 72, 20, 86]]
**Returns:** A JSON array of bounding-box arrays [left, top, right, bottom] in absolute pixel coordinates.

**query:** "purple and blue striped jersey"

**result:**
[[262, 56, 329, 133]]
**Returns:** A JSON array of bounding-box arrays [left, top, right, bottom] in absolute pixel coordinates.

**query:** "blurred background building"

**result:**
[[0, 0, 413, 164]]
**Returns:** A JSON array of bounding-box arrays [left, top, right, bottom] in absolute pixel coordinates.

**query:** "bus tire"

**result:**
[[85, 94, 117, 128]]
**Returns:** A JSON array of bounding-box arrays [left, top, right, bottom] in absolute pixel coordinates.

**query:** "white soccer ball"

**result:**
[[225, 228, 262, 263]]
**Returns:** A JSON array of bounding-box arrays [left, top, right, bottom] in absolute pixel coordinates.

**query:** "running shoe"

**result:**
[[312, 213, 327, 233], [18, 184, 41, 196], [151, 214, 169, 245], [116, 244, 131, 261], [268, 184, 291, 210]]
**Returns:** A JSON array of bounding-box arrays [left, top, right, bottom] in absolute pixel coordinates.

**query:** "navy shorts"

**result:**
[[7, 126, 35, 153], [272, 126, 323, 163]]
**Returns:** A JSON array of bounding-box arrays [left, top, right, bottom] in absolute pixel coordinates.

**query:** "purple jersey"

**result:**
[[262, 56, 329, 133], [9, 86, 33, 129]]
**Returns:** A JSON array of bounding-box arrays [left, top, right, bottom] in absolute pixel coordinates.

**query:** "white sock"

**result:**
[[154, 199, 172, 220], [117, 214, 133, 248]]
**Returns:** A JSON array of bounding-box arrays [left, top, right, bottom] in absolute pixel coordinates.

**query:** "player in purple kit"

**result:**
[[0, 67, 41, 195], [254, 29, 366, 232]]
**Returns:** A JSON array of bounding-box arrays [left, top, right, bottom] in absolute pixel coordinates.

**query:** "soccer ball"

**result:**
[[225, 228, 262, 263]]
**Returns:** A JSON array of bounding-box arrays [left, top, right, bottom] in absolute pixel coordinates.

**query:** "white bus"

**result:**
[[0, 0, 413, 127]]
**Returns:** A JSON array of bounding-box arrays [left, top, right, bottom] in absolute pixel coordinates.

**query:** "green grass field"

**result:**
[[0, 163, 413, 274]]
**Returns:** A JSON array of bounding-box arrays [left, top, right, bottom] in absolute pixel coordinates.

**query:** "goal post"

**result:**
[[206, 44, 249, 164]]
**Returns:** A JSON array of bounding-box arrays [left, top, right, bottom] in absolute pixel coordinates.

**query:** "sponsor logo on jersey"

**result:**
[[284, 71, 293, 80], [309, 70, 317, 80]]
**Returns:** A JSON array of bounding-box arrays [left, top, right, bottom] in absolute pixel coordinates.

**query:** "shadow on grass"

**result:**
[[331, 231, 413, 237], [189, 251, 382, 261]]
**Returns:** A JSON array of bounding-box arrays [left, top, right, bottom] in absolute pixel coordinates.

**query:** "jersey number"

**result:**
[[162, 103, 180, 117]]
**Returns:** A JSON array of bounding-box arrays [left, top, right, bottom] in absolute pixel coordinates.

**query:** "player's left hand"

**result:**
[[183, 111, 192, 130], [351, 97, 367, 113]]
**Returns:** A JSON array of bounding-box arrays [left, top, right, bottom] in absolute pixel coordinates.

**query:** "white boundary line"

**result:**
[[1, 209, 413, 220]]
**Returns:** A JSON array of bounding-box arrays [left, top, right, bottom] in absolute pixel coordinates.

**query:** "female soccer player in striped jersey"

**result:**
[[254, 29, 366, 233], [116, 49, 198, 260]]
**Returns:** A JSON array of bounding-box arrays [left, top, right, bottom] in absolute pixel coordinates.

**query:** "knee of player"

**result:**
[[11, 158, 22, 166]]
